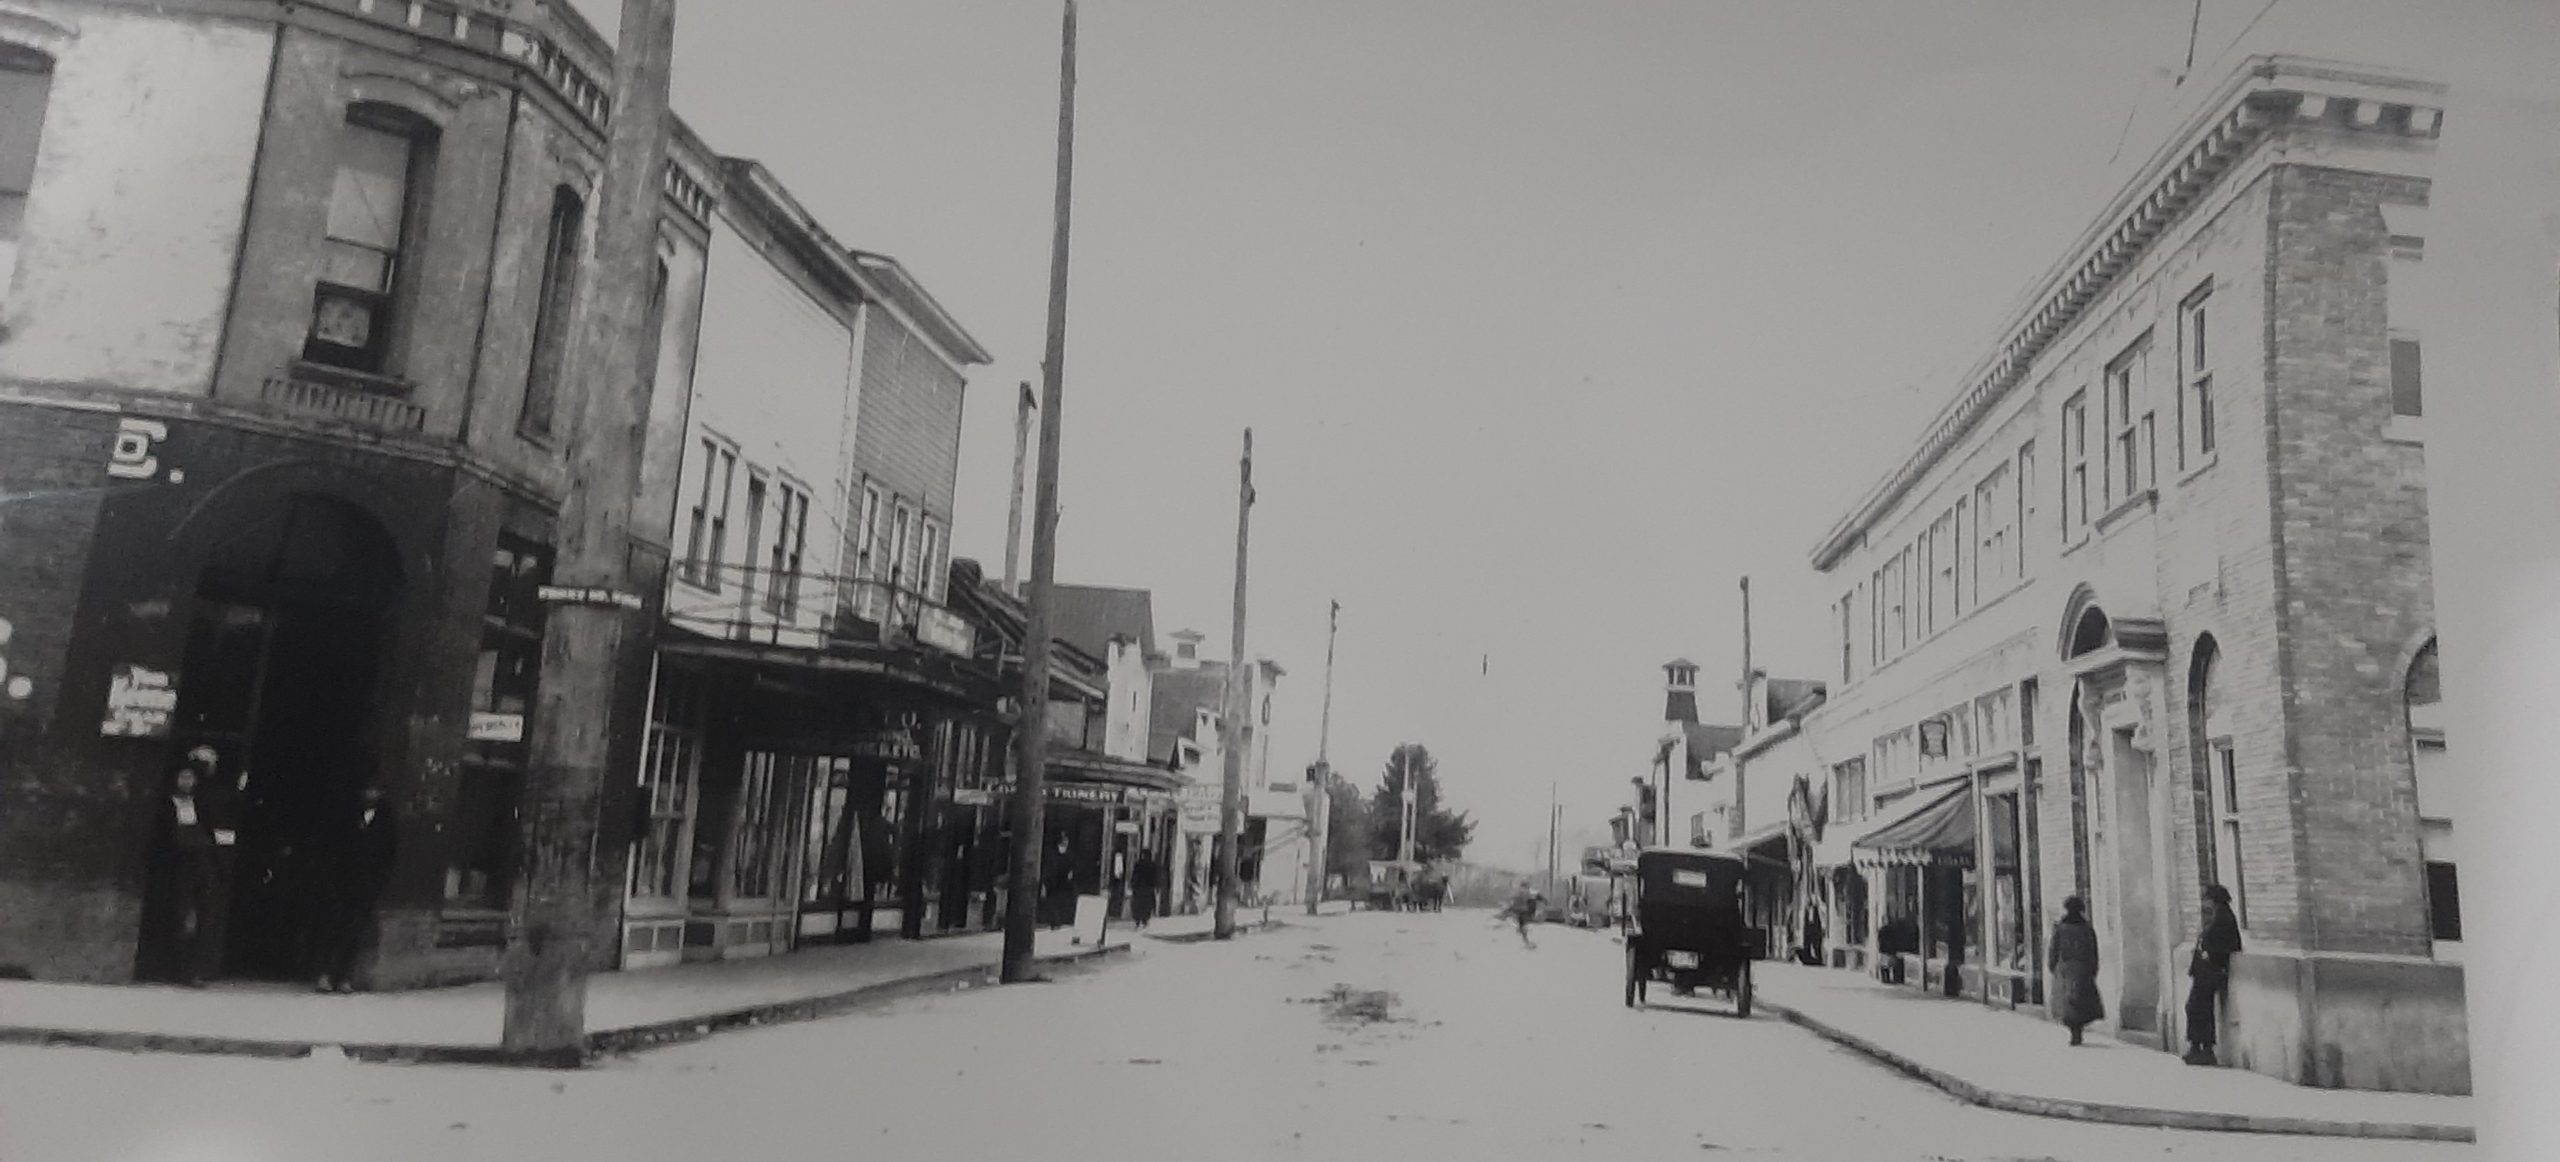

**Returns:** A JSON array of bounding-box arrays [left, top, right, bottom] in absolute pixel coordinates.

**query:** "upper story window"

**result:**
[[681, 440, 736, 592], [2016, 441, 2036, 576], [2061, 393, 2090, 539], [737, 473, 769, 611], [888, 502, 915, 591], [0, 44, 57, 307], [1838, 592, 1854, 685], [2105, 335, 2154, 502], [919, 517, 946, 602], [307, 105, 437, 376], [764, 482, 809, 619], [2179, 284, 2215, 463], [2390, 247, 2424, 419], [857, 483, 884, 581], [1178, 640, 1197, 662], [519, 187, 584, 438]]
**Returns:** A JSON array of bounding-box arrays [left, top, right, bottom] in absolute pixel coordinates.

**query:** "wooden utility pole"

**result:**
[[1305, 599, 1337, 916], [1546, 781, 1559, 898], [1003, 381, 1033, 595], [498, 0, 679, 1061], [1737, 575, 1752, 838], [1002, 0, 1077, 985], [1214, 429, 1254, 939]]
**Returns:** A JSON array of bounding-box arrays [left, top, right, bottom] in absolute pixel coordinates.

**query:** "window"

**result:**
[[737, 474, 767, 614], [2105, 338, 2152, 501], [450, 535, 551, 908], [307, 106, 434, 375], [2426, 861, 2462, 942], [888, 504, 915, 591], [681, 439, 722, 587], [1889, 552, 1907, 655], [0, 45, 57, 306], [2176, 284, 2212, 465], [631, 670, 706, 902], [2211, 741, 2246, 926], [1839, 594, 1854, 685], [1831, 759, 1868, 823], [919, 518, 945, 602], [2016, 442, 2036, 574], [857, 483, 884, 580], [732, 752, 786, 900], [1952, 498, 1968, 613], [766, 483, 808, 619], [518, 187, 584, 437], [2391, 338, 2424, 418], [1869, 570, 1883, 667], [2062, 394, 2090, 537]]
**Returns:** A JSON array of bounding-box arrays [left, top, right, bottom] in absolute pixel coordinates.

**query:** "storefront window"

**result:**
[[800, 756, 854, 905], [630, 670, 705, 902], [447, 537, 550, 909], [733, 753, 786, 900]]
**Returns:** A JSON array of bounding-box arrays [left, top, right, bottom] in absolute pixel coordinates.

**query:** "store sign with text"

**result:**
[[100, 664, 177, 738]]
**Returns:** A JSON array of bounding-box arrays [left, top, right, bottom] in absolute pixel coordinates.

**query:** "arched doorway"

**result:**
[[2061, 593, 2168, 1040], [157, 493, 404, 982]]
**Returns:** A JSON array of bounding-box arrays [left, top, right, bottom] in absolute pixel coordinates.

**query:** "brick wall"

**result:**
[[2263, 164, 2436, 958]]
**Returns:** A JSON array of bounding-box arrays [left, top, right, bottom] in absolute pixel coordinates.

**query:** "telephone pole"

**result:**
[[1002, 0, 1077, 985], [499, 0, 680, 1060], [1305, 600, 1338, 916], [1737, 575, 1753, 839], [1002, 382, 1033, 594], [1214, 429, 1254, 939]]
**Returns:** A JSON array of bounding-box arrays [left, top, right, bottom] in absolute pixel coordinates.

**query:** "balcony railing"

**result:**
[[260, 369, 427, 433]]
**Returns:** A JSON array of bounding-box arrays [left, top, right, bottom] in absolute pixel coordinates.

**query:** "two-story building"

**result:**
[[0, 0, 720, 988], [1147, 631, 1293, 911], [614, 156, 996, 967], [1794, 56, 2465, 1094]]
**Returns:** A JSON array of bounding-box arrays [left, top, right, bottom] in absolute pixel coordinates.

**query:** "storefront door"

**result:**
[[159, 495, 400, 983]]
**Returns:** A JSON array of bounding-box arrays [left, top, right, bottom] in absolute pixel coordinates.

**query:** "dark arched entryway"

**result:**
[[147, 493, 404, 982]]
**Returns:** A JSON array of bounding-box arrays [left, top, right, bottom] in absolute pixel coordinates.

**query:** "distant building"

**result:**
[[1149, 631, 1296, 911]]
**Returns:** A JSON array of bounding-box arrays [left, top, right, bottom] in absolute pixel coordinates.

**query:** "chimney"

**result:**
[[1663, 658, 1700, 725], [1169, 629, 1205, 671]]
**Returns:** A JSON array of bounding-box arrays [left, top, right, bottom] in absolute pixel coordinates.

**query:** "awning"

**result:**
[[657, 626, 995, 704], [1851, 785, 2017, 871]]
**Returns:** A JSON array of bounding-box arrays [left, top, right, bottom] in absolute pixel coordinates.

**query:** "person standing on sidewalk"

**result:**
[[1129, 849, 1160, 929], [141, 761, 236, 987], [2047, 895, 2103, 1046], [2183, 883, 2244, 1065], [312, 785, 398, 993]]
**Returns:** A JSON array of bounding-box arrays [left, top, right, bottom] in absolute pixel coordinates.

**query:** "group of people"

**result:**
[[1038, 833, 1164, 933], [2048, 884, 2244, 1064], [140, 746, 399, 993]]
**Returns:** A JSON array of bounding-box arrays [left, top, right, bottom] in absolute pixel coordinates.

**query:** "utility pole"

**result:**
[[498, 0, 678, 1061], [1546, 781, 1559, 899], [1737, 575, 1753, 839], [1214, 429, 1254, 939], [1002, 0, 1077, 985], [1305, 599, 1338, 916], [1002, 382, 1033, 595], [1399, 747, 1416, 867]]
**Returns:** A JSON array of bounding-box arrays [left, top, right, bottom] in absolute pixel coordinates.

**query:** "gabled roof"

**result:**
[[1052, 585, 1155, 662], [1681, 722, 1747, 781]]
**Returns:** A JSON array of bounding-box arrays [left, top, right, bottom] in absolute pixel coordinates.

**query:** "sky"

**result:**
[[571, 0, 2543, 873]]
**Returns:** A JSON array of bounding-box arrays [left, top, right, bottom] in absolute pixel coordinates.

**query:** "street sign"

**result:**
[[538, 585, 644, 611]]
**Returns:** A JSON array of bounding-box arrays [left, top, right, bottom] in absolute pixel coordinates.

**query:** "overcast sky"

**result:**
[[574, 0, 2540, 871]]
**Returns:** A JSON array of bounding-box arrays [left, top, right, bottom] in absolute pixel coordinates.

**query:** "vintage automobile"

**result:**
[[1622, 846, 1762, 1016]]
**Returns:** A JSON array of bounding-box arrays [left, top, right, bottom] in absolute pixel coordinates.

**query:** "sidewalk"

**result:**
[[1751, 961, 2474, 1142], [1141, 898, 1350, 943], [0, 926, 1127, 1068]]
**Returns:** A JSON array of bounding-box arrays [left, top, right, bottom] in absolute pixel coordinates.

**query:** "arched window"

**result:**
[[2190, 636, 2244, 927], [2408, 639, 2459, 946], [518, 185, 585, 436]]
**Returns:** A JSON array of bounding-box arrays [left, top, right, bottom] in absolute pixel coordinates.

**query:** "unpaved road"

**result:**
[[0, 910, 2474, 1160]]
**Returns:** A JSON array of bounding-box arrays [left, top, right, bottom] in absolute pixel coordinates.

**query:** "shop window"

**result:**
[[0, 44, 56, 308], [629, 671, 704, 902], [307, 105, 436, 376], [732, 752, 785, 900], [517, 187, 584, 438], [448, 535, 550, 908]]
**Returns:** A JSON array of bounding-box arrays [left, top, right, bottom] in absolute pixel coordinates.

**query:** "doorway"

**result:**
[[2108, 726, 2165, 1035], [165, 494, 402, 982]]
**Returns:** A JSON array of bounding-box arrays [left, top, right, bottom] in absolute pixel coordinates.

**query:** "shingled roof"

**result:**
[[1051, 585, 1156, 662]]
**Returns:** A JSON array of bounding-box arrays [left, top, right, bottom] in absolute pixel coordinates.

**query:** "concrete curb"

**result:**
[[0, 942, 1134, 1071], [1760, 1001, 2474, 1144]]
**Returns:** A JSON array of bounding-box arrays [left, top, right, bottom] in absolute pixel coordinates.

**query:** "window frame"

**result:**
[[305, 103, 437, 377], [518, 185, 585, 439], [2062, 393, 2090, 539], [0, 43, 58, 308], [2208, 736, 2248, 930], [2180, 283, 2215, 462]]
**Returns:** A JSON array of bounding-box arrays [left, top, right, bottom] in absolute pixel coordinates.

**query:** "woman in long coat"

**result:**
[[1129, 850, 1160, 929], [2048, 895, 2104, 1045]]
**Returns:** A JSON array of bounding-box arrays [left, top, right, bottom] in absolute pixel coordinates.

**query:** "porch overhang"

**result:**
[[657, 625, 999, 706], [1851, 785, 2018, 871]]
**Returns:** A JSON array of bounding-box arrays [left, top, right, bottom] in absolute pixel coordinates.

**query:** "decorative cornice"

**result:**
[[1809, 56, 2445, 572]]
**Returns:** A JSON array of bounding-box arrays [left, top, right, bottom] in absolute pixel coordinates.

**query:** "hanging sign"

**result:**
[[952, 788, 995, 807], [537, 585, 644, 611], [100, 664, 177, 738], [849, 729, 921, 762], [1046, 782, 1123, 805]]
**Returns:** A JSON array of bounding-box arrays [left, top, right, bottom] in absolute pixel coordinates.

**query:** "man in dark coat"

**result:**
[[142, 762, 233, 986], [312, 786, 398, 993], [1040, 833, 1076, 930], [1129, 850, 1161, 929], [2184, 884, 2244, 1065], [2048, 895, 2104, 1045]]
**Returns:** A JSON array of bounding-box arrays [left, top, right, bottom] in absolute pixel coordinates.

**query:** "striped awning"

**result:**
[[1851, 786, 2016, 871]]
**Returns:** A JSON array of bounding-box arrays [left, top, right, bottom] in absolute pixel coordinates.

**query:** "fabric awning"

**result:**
[[1851, 785, 2017, 870]]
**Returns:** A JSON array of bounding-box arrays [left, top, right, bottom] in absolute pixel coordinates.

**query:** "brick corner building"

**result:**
[[1783, 54, 2468, 1095]]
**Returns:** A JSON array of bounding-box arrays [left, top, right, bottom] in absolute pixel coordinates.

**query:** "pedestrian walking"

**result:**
[[1506, 879, 1542, 949], [312, 785, 398, 994], [139, 760, 237, 987], [1796, 902, 1827, 966], [2184, 883, 2244, 1065], [1041, 833, 1076, 931], [1130, 849, 1160, 929], [2047, 895, 2103, 1046]]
